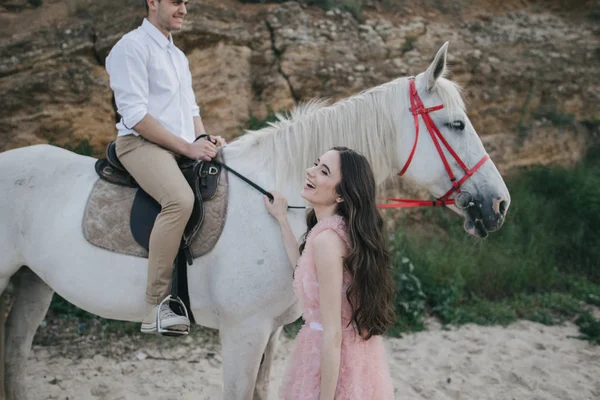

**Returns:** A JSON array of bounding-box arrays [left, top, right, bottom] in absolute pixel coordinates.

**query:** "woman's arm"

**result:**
[[313, 230, 346, 400], [276, 216, 301, 269], [264, 193, 300, 269]]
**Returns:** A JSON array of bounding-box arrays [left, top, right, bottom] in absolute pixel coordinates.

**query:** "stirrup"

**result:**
[[157, 295, 190, 336]]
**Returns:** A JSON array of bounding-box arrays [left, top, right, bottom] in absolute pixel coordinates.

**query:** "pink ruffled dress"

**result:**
[[280, 214, 395, 400]]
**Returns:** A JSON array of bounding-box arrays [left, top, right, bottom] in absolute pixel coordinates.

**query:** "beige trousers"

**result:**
[[115, 135, 194, 305]]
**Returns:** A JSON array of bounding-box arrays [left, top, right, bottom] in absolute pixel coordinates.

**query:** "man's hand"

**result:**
[[210, 135, 227, 147], [185, 140, 218, 161]]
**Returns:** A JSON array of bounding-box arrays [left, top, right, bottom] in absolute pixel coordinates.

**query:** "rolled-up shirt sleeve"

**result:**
[[106, 40, 149, 129]]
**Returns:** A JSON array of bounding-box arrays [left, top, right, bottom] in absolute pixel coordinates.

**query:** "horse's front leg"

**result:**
[[253, 326, 282, 400], [220, 318, 272, 400]]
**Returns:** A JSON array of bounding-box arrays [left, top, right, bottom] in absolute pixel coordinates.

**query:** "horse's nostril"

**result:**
[[499, 200, 508, 216]]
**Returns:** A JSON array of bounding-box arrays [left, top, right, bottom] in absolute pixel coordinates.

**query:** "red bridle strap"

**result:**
[[378, 198, 455, 208], [379, 78, 489, 209], [438, 153, 489, 201], [397, 81, 444, 176]]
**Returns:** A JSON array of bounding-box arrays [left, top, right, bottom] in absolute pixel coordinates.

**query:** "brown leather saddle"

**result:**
[[95, 139, 222, 258], [93, 137, 224, 325]]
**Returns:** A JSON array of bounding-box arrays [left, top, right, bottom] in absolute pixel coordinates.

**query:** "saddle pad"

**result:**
[[82, 171, 228, 259]]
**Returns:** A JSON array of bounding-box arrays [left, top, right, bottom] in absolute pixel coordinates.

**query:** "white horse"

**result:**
[[0, 43, 509, 399]]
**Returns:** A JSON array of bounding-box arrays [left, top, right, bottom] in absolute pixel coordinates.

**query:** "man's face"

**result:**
[[150, 0, 188, 34]]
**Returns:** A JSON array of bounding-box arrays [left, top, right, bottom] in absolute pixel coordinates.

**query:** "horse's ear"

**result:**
[[425, 42, 449, 92]]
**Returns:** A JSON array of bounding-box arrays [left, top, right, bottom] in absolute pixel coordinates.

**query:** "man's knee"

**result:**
[[163, 186, 195, 217], [180, 188, 195, 216]]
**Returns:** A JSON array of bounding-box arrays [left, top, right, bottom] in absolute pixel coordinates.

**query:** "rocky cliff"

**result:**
[[1, 0, 598, 175]]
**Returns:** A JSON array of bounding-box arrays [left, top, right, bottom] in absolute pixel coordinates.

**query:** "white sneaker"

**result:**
[[141, 302, 190, 334]]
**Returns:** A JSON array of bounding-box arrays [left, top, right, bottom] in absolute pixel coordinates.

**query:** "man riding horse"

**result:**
[[106, 0, 226, 334]]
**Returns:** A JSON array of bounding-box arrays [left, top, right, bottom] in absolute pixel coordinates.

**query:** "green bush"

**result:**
[[48, 137, 96, 157], [388, 256, 426, 334], [587, 10, 600, 21], [240, 108, 289, 132], [535, 111, 576, 127], [387, 145, 600, 342], [401, 38, 415, 53], [576, 312, 600, 344], [47, 294, 140, 337]]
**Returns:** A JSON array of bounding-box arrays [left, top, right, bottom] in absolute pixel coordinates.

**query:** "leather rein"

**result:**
[[196, 135, 306, 210]]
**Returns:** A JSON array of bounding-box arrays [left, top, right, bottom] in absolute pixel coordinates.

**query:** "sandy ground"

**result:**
[[25, 320, 600, 400]]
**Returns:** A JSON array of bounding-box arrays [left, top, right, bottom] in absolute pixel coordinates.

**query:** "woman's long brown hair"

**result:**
[[299, 147, 396, 340]]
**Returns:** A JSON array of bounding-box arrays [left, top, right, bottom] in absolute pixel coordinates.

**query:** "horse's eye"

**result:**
[[445, 121, 465, 131]]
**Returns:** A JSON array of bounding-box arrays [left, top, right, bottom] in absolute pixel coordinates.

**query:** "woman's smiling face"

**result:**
[[301, 150, 342, 207]]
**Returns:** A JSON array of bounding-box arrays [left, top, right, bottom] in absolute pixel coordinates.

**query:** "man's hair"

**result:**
[[144, 0, 160, 13]]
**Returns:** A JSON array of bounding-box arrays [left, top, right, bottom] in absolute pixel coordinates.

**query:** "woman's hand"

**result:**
[[264, 191, 288, 222], [264, 191, 300, 269]]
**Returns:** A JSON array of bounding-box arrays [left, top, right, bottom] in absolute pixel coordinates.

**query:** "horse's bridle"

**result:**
[[378, 78, 490, 209]]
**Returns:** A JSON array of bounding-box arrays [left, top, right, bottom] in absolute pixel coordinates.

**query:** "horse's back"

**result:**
[[0, 144, 98, 207], [1, 144, 95, 178], [1, 144, 99, 256], [1, 143, 71, 161], [0, 145, 92, 276]]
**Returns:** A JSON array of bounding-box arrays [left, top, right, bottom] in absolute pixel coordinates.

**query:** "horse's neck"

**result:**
[[225, 77, 410, 194]]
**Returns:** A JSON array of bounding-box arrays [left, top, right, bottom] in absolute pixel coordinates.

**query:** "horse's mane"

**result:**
[[226, 75, 465, 191]]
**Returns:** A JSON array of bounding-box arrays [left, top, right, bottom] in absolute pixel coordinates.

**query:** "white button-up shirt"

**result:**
[[106, 19, 200, 143]]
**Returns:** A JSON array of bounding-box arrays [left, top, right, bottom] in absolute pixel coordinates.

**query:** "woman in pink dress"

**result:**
[[264, 146, 396, 400]]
